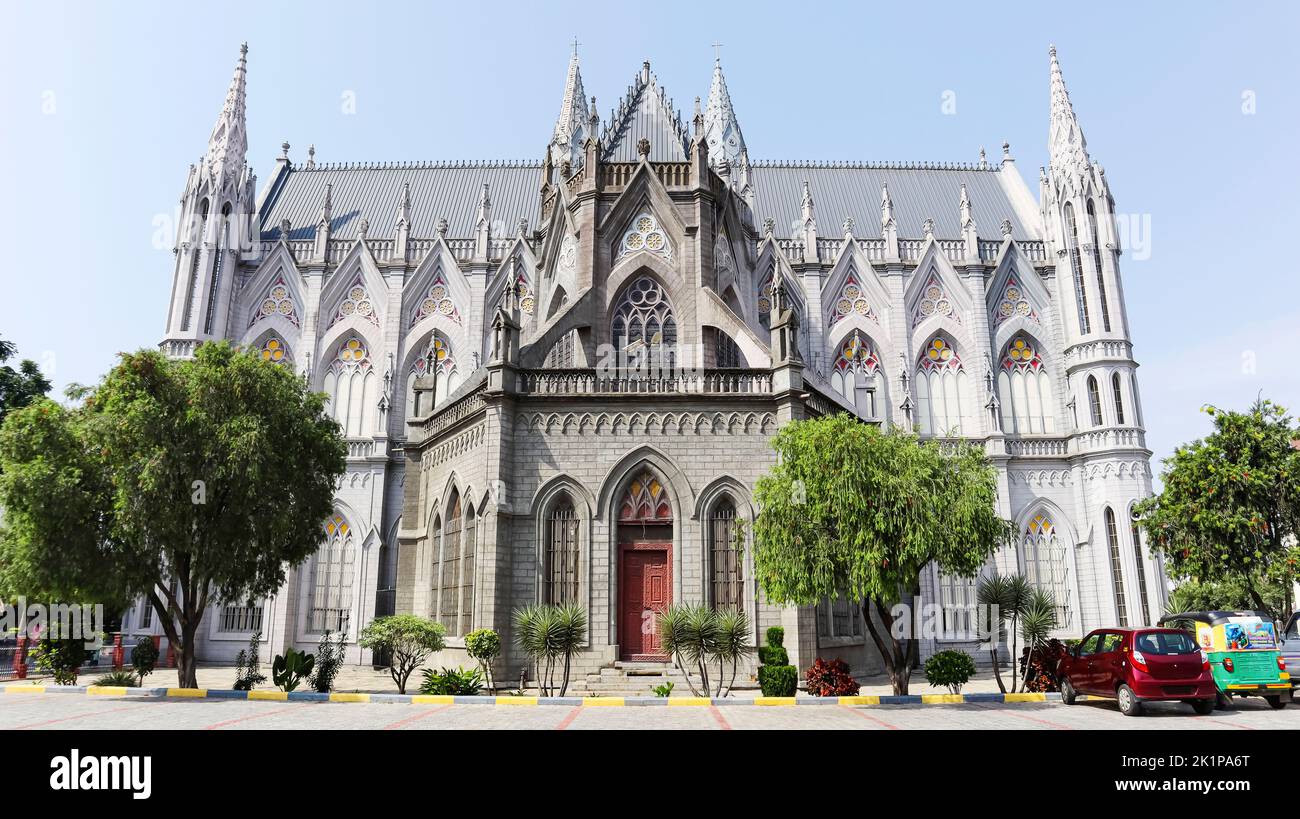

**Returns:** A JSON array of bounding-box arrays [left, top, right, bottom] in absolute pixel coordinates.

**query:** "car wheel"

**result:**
[[1191, 699, 1214, 716], [1214, 691, 1232, 710], [1117, 684, 1142, 717], [1060, 678, 1077, 705], [1265, 696, 1287, 710]]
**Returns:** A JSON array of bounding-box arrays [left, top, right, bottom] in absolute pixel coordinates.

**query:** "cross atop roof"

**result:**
[[712, 41, 723, 61], [571, 37, 580, 56]]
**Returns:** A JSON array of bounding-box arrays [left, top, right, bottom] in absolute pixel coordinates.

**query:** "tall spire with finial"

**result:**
[[549, 43, 590, 174], [702, 53, 749, 183], [1048, 45, 1090, 180], [206, 43, 249, 176]]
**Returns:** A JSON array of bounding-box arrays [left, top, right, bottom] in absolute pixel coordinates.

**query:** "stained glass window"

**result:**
[[829, 271, 878, 327], [992, 276, 1037, 326], [913, 273, 959, 327], [515, 272, 535, 316], [249, 275, 299, 328], [1023, 513, 1071, 629], [259, 336, 291, 366], [406, 333, 456, 418], [915, 337, 967, 435], [831, 331, 881, 417], [411, 269, 461, 326], [619, 213, 672, 260], [329, 275, 379, 328], [309, 513, 355, 633], [323, 337, 377, 437], [619, 471, 672, 523], [439, 492, 462, 634], [997, 336, 1055, 434], [611, 276, 676, 355]]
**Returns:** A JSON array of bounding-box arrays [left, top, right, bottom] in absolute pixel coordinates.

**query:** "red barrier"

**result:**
[[14, 636, 27, 680], [112, 633, 124, 670]]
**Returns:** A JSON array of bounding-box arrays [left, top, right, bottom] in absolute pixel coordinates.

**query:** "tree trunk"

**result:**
[[864, 597, 912, 695]]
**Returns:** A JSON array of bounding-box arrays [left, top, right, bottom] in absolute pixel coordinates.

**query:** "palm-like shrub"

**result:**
[[977, 573, 1033, 693], [1018, 588, 1060, 691], [659, 604, 752, 697], [512, 603, 587, 697]]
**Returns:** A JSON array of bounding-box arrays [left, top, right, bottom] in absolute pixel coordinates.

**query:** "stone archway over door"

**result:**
[[616, 471, 673, 661]]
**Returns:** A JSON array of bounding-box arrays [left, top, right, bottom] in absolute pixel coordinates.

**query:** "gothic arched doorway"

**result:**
[[617, 470, 673, 661]]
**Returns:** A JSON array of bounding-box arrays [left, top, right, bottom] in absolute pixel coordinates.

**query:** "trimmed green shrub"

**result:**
[[419, 665, 483, 696], [93, 670, 140, 687], [465, 628, 502, 693], [757, 626, 796, 696], [130, 637, 159, 687], [358, 614, 446, 695], [924, 649, 977, 695], [758, 665, 798, 697]]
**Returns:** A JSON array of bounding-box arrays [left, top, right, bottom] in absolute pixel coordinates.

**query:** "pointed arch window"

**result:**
[[438, 491, 463, 635], [1111, 372, 1125, 425], [545, 497, 580, 605], [611, 276, 676, 361], [258, 336, 292, 366], [1087, 200, 1112, 333], [619, 213, 672, 260], [619, 470, 673, 523], [249, 274, 300, 328], [832, 331, 882, 419], [323, 337, 378, 437], [714, 331, 744, 369], [997, 336, 1055, 434], [1086, 375, 1103, 427], [1022, 513, 1071, 629], [309, 513, 356, 634], [543, 329, 578, 369], [1130, 512, 1151, 624], [709, 497, 743, 610], [406, 332, 457, 419], [915, 337, 968, 436], [460, 503, 476, 630], [1063, 202, 1091, 335], [1105, 507, 1129, 627]]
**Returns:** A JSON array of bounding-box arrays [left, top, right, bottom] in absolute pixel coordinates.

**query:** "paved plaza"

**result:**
[[2, 690, 1295, 730]]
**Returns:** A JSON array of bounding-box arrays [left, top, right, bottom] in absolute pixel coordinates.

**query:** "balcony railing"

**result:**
[[515, 368, 773, 397]]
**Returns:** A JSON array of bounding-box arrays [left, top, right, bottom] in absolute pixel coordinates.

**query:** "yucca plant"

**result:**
[[712, 607, 752, 697], [977, 573, 1033, 692], [1019, 588, 1060, 692], [658, 604, 752, 697], [512, 603, 587, 697]]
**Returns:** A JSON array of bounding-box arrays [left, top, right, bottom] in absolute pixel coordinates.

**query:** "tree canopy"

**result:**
[[753, 414, 1013, 694], [0, 342, 347, 686], [0, 335, 51, 427], [1136, 400, 1300, 620]]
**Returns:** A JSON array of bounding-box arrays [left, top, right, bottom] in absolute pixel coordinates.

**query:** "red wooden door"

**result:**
[[620, 546, 670, 661]]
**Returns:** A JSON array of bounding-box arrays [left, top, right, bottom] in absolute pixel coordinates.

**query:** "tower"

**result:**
[[162, 43, 257, 356], [1040, 46, 1157, 626], [547, 47, 589, 180], [701, 56, 751, 207]]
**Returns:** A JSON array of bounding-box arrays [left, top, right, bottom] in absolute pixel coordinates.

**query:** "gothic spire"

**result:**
[[206, 43, 249, 176], [1048, 45, 1090, 180], [702, 57, 748, 180], [549, 49, 589, 173]]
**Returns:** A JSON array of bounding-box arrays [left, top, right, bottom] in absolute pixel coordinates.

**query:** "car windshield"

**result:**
[[1135, 631, 1199, 655]]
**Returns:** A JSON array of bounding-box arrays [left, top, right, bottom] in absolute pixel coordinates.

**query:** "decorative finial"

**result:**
[[571, 36, 580, 57], [1002, 140, 1011, 159], [240, 42, 248, 57], [978, 147, 987, 167], [763, 217, 775, 237], [842, 216, 855, 236], [436, 217, 448, 238], [280, 218, 292, 239], [1000, 219, 1013, 237], [518, 218, 529, 237], [280, 141, 290, 159], [637, 138, 651, 159], [306, 144, 316, 169], [922, 218, 935, 238], [1049, 43, 1057, 59]]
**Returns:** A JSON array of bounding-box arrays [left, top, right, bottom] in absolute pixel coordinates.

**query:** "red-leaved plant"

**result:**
[[804, 657, 860, 697]]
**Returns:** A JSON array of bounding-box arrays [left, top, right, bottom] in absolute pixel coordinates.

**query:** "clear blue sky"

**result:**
[[2, 0, 1298, 476]]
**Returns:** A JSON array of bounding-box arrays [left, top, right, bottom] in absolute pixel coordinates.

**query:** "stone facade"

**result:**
[[142, 43, 1166, 686]]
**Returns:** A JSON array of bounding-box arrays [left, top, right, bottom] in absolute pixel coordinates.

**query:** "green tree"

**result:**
[[753, 415, 1014, 695], [358, 614, 446, 694], [0, 342, 346, 688], [0, 336, 51, 428], [1136, 400, 1300, 620]]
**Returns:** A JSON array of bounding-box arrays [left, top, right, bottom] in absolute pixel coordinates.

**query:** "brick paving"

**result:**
[[2, 691, 1295, 730]]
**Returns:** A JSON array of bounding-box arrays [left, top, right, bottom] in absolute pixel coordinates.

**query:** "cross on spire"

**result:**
[[571, 37, 580, 56], [712, 41, 723, 61]]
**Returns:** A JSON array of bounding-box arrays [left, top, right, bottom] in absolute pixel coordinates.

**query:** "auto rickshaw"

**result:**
[[1157, 611, 1290, 709]]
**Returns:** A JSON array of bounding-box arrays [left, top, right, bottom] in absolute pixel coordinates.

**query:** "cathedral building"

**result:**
[[143, 42, 1164, 686]]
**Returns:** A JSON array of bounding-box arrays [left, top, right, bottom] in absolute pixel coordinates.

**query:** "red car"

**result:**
[[1057, 628, 1217, 716]]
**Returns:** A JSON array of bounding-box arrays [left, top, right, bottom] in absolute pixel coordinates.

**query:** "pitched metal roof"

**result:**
[[750, 162, 1040, 240], [259, 162, 542, 240], [600, 66, 690, 163]]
